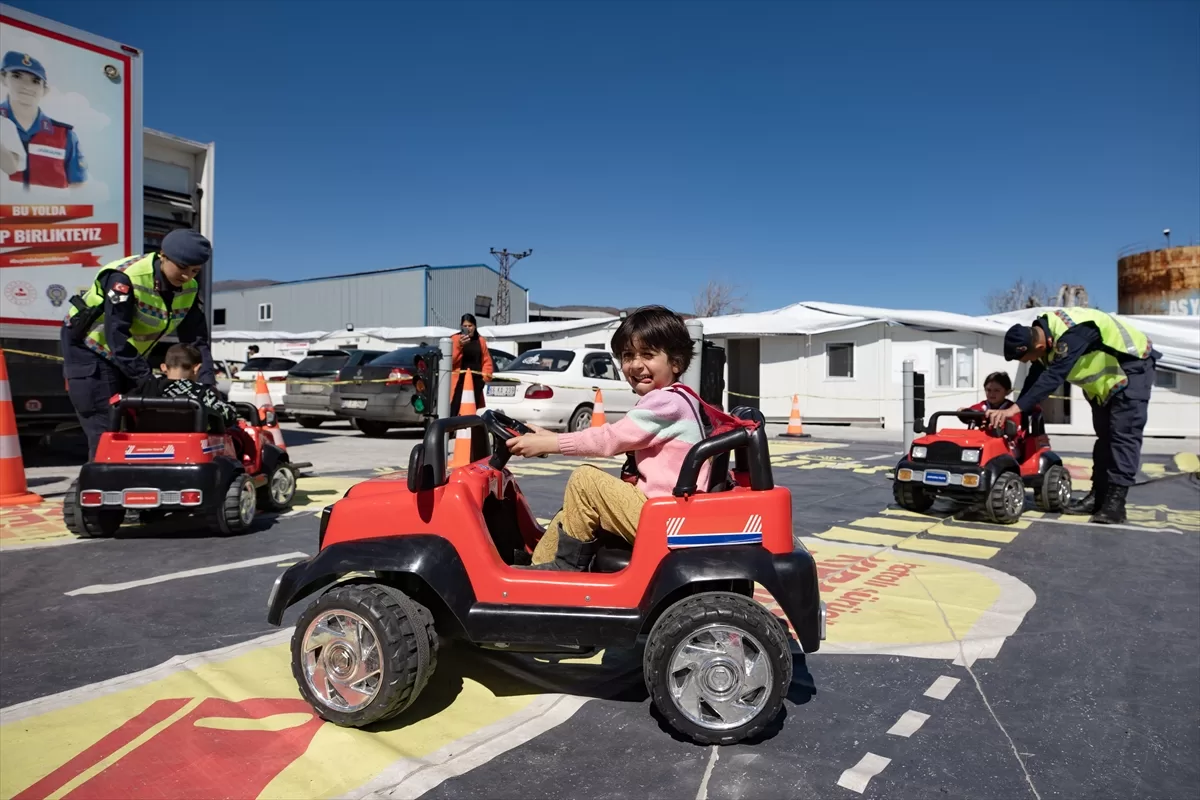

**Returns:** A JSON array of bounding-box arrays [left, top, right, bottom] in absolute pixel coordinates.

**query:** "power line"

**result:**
[[490, 247, 532, 324]]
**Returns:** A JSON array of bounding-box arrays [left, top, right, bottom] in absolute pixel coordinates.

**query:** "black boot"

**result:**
[[1066, 480, 1107, 515], [520, 534, 597, 571], [1090, 484, 1128, 525]]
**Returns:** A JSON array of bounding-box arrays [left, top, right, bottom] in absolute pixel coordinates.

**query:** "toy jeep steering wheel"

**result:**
[[480, 409, 535, 470]]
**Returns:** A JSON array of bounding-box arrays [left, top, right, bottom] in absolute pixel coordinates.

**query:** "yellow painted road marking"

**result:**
[[925, 521, 1019, 544], [897, 538, 1000, 560], [816, 527, 905, 547], [851, 516, 932, 534]]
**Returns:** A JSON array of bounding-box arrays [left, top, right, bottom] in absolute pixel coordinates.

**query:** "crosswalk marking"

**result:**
[[897, 537, 1000, 559], [925, 520, 1020, 544], [851, 516, 933, 534]]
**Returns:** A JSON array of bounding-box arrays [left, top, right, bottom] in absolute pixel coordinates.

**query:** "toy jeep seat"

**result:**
[[591, 406, 767, 573]]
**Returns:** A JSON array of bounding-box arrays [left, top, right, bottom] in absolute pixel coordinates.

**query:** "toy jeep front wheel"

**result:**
[[292, 583, 437, 728], [643, 592, 791, 746], [212, 474, 256, 535], [986, 471, 1026, 524], [1035, 464, 1072, 513], [893, 480, 936, 513]]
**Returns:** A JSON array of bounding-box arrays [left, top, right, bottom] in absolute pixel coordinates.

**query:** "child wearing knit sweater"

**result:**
[[505, 305, 708, 571]]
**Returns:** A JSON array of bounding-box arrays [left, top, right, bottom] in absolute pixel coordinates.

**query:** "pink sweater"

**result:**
[[557, 385, 709, 498]]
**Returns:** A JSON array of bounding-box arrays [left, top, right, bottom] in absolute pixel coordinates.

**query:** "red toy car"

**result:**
[[63, 396, 303, 538], [267, 408, 825, 745], [892, 409, 1072, 524]]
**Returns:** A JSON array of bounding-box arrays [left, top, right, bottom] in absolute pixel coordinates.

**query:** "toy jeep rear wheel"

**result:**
[[212, 474, 256, 535], [1035, 464, 1071, 513], [986, 471, 1026, 524], [291, 583, 437, 728], [643, 592, 791, 746], [63, 480, 123, 539], [893, 480, 936, 513], [258, 462, 297, 511]]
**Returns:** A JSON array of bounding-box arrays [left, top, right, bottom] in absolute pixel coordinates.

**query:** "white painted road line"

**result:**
[[924, 675, 961, 700], [837, 752, 891, 794], [864, 451, 903, 461], [65, 552, 308, 596], [887, 709, 930, 738]]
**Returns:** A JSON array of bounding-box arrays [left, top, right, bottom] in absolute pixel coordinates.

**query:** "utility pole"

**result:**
[[490, 247, 532, 325]]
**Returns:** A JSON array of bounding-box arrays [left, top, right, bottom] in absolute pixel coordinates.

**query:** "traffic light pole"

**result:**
[[438, 337, 453, 422]]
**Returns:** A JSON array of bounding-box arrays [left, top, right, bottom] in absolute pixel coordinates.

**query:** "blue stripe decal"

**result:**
[[124, 453, 176, 460], [667, 532, 763, 548]]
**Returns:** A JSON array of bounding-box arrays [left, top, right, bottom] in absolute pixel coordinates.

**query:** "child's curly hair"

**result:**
[[610, 305, 694, 374]]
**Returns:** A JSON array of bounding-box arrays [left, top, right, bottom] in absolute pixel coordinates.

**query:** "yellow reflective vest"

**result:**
[[1040, 308, 1152, 404]]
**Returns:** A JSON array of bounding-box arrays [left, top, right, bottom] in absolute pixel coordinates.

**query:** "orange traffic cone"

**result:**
[[450, 370, 477, 468], [0, 349, 43, 506], [253, 373, 287, 449], [780, 394, 809, 438], [590, 388, 606, 428]]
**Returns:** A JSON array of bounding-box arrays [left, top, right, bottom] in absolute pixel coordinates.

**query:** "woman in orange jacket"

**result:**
[[451, 313, 493, 415]]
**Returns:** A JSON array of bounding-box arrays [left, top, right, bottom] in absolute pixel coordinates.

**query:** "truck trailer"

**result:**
[[0, 3, 214, 445]]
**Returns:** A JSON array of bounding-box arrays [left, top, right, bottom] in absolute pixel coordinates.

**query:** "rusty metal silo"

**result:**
[[1117, 245, 1200, 316]]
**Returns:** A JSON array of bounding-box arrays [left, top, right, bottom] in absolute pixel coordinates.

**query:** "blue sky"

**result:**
[[8, 0, 1198, 314]]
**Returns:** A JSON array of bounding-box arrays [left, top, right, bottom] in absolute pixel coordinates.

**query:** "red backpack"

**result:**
[[619, 383, 761, 487]]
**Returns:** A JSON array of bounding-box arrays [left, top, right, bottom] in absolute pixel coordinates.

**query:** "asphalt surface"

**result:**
[[1, 439, 1197, 800]]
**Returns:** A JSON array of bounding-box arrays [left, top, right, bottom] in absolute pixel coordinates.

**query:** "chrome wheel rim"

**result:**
[[270, 467, 295, 505], [667, 623, 773, 731], [1002, 478, 1024, 516], [1055, 472, 1072, 507], [301, 610, 382, 713], [571, 409, 591, 431], [238, 479, 256, 524]]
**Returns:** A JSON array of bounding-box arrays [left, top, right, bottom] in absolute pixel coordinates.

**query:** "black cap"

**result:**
[[1003, 324, 1033, 360], [161, 229, 212, 267]]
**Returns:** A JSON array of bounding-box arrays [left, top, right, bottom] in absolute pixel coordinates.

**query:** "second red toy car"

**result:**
[[892, 409, 1072, 524]]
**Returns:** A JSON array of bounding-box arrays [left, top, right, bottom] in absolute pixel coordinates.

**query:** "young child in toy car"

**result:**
[[958, 371, 1028, 449], [505, 305, 754, 571], [134, 343, 254, 459]]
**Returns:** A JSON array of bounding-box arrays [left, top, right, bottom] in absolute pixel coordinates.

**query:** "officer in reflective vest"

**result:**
[[0, 51, 87, 188], [993, 308, 1160, 524], [62, 229, 216, 459]]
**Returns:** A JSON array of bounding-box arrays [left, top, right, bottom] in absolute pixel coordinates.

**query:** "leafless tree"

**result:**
[[985, 278, 1058, 313], [693, 280, 747, 317]]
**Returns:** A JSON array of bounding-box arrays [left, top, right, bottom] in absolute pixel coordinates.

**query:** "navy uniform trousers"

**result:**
[[1089, 357, 1155, 488]]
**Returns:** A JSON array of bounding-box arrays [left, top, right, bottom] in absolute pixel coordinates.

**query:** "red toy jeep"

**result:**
[[892, 409, 1072, 524], [267, 408, 825, 745], [64, 396, 304, 538]]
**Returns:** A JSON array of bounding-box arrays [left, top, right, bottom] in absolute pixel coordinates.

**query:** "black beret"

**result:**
[[161, 229, 212, 267], [1003, 324, 1033, 360]]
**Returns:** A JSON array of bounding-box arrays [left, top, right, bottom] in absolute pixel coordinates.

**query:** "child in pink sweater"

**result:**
[[506, 305, 708, 570]]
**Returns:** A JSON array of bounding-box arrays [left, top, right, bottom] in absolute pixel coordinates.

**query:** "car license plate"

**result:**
[[341, 399, 368, 410], [487, 384, 516, 397], [923, 470, 950, 486], [301, 384, 325, 394]]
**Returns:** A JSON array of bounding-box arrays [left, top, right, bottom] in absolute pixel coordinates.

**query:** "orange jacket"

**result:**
[[451, 333, 493, 382]]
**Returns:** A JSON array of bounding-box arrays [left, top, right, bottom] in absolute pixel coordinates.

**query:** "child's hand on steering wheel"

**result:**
[[506, 423, 558, 458]]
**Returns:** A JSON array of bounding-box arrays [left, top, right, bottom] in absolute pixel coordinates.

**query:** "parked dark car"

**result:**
[[329, 346, 432, 437], [285, 349, 388, 428]]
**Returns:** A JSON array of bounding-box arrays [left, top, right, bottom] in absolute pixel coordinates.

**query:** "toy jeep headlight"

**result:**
[[911, 446, 927, 460], [962, 448, 982, 463]]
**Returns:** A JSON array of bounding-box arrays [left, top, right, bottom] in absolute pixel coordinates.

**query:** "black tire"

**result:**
[[357, 420, 391, 438], [568, 404, 593, 433], [643, 591, 791, 746], [297, 416, 323, 429], [291, 583, 437, 728], [62, 480, 123, 539], [893, 480, 936, 513], [212, 473, 256, 535], [986, 471, 1026, 524], [258, 462, 298, 512], [1035, 464, 1072, 513]]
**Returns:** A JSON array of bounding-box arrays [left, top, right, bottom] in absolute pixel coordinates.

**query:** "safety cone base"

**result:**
[[0, 491, 44, 507]]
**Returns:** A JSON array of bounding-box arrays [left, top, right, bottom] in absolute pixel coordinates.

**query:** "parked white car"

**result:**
[[228, 356, 297, 412], [483, 348, 637, 432]]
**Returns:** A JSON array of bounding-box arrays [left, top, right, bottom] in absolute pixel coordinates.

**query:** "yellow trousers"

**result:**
[[531, 465, 647, 565]]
